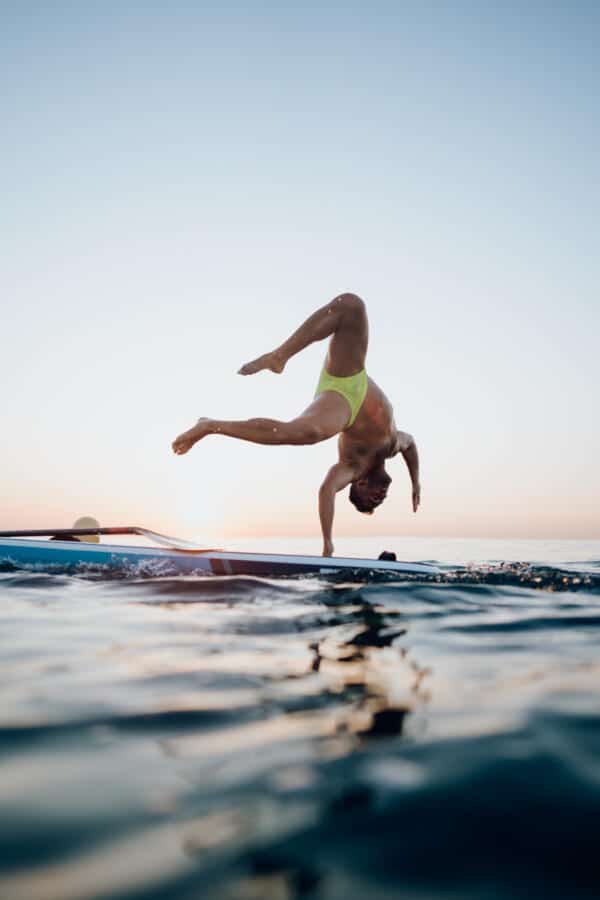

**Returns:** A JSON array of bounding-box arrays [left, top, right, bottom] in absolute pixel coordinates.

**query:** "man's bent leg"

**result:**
[[326, 294, 368, 376], [173, 416, 330, 455], [239, 293, 367, 376]]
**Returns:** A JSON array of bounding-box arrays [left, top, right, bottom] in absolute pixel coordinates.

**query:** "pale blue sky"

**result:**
[[2, 2, 598, 542]]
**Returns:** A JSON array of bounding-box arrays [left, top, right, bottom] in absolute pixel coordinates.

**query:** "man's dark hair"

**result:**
[[349, 482, 376, 514], [349, 470, 391, 514]]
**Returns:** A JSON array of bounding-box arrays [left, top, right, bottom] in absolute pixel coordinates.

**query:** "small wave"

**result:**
[[0, 572, 80, 590], [107, 574, 310, 605], [0, 705, 260, 754], [438, 563, 600, 593]]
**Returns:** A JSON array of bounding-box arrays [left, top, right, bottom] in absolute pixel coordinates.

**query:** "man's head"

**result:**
[[349, 466, 392, 514]]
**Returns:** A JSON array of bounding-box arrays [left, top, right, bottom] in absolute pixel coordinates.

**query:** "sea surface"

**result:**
[[1, 536, 600, 900]]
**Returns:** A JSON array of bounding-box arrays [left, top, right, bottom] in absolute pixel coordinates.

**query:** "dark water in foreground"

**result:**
[[1, 538, 600, 900]]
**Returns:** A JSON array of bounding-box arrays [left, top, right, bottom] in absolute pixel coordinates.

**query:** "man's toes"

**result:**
[[238, 357, 263, 375]]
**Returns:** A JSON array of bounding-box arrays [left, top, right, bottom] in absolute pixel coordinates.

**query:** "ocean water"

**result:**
[[1, 536, 599, 900]]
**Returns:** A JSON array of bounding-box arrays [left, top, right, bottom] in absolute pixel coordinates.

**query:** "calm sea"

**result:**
[[1, 536, 599, 900]]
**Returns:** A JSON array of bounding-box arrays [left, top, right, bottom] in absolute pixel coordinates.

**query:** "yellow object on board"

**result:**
[[73, 516, 100, 543]]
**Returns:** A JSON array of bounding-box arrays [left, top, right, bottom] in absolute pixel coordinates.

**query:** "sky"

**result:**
[[1, 1, 599, 542]]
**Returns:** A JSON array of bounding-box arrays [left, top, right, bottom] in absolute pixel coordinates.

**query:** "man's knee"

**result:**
[[336, 292, 365, 316]]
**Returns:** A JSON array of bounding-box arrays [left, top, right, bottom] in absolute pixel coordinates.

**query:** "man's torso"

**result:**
[[338, 378, 396, 473]]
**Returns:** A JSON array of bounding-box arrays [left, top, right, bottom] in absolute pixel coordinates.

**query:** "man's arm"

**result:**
[[318, 462, 357, 556], [399, 435, 421, 512]]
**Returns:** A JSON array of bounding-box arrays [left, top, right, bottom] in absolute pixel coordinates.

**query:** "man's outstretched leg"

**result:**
[[172, 392, 350, 455], [238, 293, 368, 377]]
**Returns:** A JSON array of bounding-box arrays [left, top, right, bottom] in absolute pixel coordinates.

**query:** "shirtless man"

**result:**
[[172, 294, 421, 556]]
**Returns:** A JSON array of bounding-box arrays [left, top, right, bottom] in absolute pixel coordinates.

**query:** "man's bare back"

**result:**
[[172, 294, 420, 556]]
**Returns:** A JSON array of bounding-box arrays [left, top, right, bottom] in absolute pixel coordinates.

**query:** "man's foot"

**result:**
[[172, 418, 212, 455], [238, 350, 285, 376]]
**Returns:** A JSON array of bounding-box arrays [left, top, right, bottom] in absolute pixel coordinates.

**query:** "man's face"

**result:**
[[350, 470, 391, 513]]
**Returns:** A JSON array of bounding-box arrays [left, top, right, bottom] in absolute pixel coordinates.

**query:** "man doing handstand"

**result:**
[[172, 294, 421, 556]]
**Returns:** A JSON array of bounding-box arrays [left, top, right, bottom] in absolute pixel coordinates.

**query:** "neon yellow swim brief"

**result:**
[[315, 367, 368, 428]]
